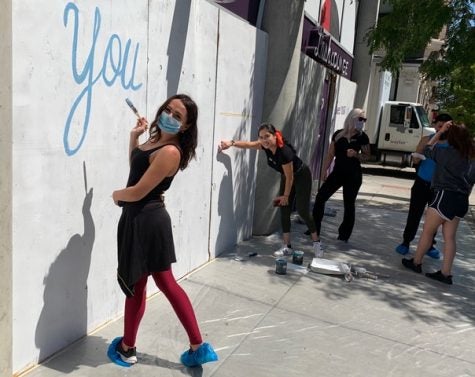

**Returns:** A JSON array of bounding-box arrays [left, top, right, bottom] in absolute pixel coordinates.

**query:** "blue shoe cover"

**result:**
[[107, 337, 133, 367], [395, 244, 409, 255], [426, 246, 441, 259], [180, 342, 218, 367]]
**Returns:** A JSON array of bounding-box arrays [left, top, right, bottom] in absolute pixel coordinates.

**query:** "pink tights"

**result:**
[[123, 269, 203, 347]]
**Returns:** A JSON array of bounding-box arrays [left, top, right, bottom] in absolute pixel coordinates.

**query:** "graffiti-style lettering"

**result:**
[[63, 2, 142, 156]]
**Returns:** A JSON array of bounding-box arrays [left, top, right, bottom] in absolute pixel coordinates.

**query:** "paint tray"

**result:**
[[308, 258, 351, 275]]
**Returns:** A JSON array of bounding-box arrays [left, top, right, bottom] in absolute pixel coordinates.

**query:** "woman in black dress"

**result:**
[[109, 94, 217, 368]]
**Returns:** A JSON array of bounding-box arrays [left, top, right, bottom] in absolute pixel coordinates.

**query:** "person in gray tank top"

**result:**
[[395, 113, 452, 259], [402, 122, 475, 284]]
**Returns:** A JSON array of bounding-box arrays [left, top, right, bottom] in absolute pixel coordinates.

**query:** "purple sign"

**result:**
[[211, 0, 262, 26], [302, 17, 353, 80]]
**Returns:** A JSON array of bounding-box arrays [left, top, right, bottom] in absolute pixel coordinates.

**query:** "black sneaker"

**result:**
[[116, 341, 137, 364], [401, 258, 422, 273], [425, 270, 453, 285]]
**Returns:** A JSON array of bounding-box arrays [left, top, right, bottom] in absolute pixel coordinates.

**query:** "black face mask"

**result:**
[[439, 131, 447, 140]]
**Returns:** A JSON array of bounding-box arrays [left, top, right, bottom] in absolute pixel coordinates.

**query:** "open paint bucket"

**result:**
[[292, 250, 304, 265], [275, 258, 287, 275]]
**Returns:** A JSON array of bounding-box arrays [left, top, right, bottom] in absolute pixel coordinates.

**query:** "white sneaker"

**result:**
[[274, 247, 293, 257], [313, 242, 324, 258]]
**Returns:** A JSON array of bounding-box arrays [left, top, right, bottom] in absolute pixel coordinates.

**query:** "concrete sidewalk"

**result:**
[[23, 172, 475, 377]]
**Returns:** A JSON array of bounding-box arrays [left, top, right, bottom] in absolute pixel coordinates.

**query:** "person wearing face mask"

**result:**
[[395, 113, 452, 259], [109, 94, 218, 368], [312, 108, 371, 243], [218, 123, 324, 259]]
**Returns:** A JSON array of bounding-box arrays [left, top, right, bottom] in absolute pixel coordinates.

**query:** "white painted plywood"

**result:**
[[304, 0, 321, 23], [209, 9, 267, 256], [147, 0, 219, 277], [12, 0, 149, 371], [0, 1, 13, 376], [333, 76, 357, 133], [293, 55, 325, 166], [9, 0, 266, 373], [340, 0, 356, 53]]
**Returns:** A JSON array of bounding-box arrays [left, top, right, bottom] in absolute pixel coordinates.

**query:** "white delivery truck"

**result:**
[[366, 101, 435, 167]]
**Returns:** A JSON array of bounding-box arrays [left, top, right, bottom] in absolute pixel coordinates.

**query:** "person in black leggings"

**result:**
[[219, 123, 324, 258], [312, 108, 370, 242]]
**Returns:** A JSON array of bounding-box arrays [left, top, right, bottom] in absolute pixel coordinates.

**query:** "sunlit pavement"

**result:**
[[23, 170, 475, 377]]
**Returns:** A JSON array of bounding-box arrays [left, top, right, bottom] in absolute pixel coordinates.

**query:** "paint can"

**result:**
[[292, 250, 304, 265], [275, 258, 287, 275]]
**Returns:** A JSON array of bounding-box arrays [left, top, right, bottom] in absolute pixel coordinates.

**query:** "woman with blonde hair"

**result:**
[[312, 108, 371, 242]]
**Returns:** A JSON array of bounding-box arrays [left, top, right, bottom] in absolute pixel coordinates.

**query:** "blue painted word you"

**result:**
[[63, 2, 142, 156]]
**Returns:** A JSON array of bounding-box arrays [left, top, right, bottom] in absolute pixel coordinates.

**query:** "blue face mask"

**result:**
[[158, 112, 182, 134], [355, 120, 365, 131]]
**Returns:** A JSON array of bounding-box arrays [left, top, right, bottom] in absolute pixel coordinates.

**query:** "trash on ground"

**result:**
[[234, 252, 258, 261]]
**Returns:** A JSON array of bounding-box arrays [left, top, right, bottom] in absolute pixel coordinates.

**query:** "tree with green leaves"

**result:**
[[367, 0, 475, 131]]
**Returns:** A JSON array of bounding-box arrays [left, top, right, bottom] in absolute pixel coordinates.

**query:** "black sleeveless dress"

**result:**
[[116, 144, 180, 297]]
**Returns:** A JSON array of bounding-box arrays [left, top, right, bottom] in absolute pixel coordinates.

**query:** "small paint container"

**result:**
[[275, 258, 287, 275], [292, 250, 304, 265]]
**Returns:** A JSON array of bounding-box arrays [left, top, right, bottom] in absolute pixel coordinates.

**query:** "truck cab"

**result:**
[[375, 101, 434, 166]]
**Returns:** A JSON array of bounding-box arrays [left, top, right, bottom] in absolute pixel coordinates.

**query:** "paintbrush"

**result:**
[[125, 98, 141, 118], [83, 161, 87, 194]]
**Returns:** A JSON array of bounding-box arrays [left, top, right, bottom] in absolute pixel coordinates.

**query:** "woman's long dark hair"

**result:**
[[149, 94, 198, 170], [447, 123, 475, 160]]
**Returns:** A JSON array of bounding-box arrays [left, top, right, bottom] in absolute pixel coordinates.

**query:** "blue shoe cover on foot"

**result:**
[[395, 244, 409, 255], [107, 337, 133, 367], [426, 246, 441, 259], [180, 342, 218, 367]]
